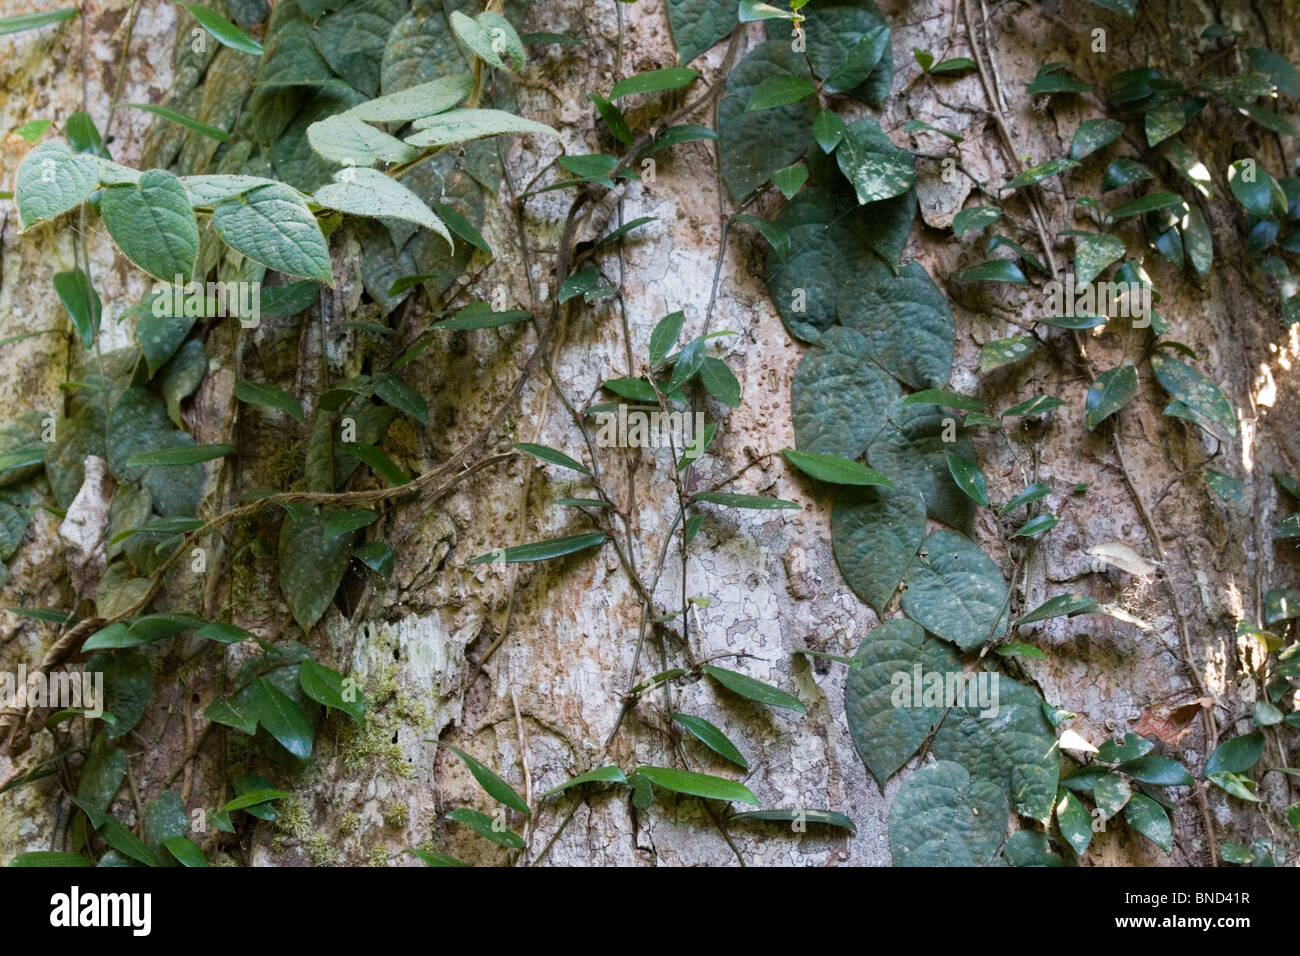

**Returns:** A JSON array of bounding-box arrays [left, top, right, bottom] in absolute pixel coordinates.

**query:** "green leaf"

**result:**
[[107, 388, 204, 516], [344, 75, 474, 124], [162, 836, 208, 867], [691, 491, 801, 510], [610, 67, 699, 99], [341, 443, 410, 486], [832, 484, 926, 614], [1247, 47, 1300, 99], [126, 103, 229, 142], [1085, 364, 1138, 430], [746, 74, 816, 111], [316, 167, 450, 247], [588, 93, 632, 145], [633, 766, 758, 805], [53, 268, 101, 349], [405, 848, 468, 866], [666, 0, 736, 63], [717, 41, 816, 201], [126, 443, 233, 467], [468, 532, 606, 565], [791, 328, 900, 455], [835, 117, 915, 205], [1102, 157, 1153, 192], [8, 851, 92, 867], [1070, 118, 1124, 160], [889, 761, 1008, 866], [558, 266, 612, 303], [953, 206, 1001, 236], [1229, 159, 1286, 218], [100, 818, 160, 867], [979, 335, 1039, 371], [100, 169, 199, 282], [1119, 756, 1194, 786], [322, 509, 376, 540], [771, 164, 808, 199], [1205, 469, 1248, 513], [932, 678, 1060, 824], [646, 124, 718, 154], [813, 109, 849, 152], [446, 807, 525, 848], [449, 746, 528, 813], [731, 809, 857, 832], [783, 449, 892, 487], [845, 618, 959, 784], [1205, 731, 1264, 775], [205, 695, 259, 735], [945, 454, 989, 507], [1002, 395, 1064, 417], [13, 141, 101, 228], [180, 2, 263, 54], [957, 260, 1027, 284], [671, 713, 748, 769], [867, 399, 975, 534], [1056, 789, 1092, 856], [1110, 191, 1185, 218], [1123, 793, 1173, 852], [702, 663, 803, 712], [1019, 593, 1100, 625], [902, 529, 1008, 651], [1096, 732, 1153, 763], [404, 108, 559, 149], [542, 766, 628, 798], [234, 380, 305, 423], [1067, 230, 1125, 284], [513, 442, 590, 476], [1012, 514, 1058, 538], [306, 114, 417, 166], [930, 57, 977, 76], [1006, 158, 1079, 189], [250, 677, 313, 762], [213, 182, 332, 282], [996, 643, 1047, 660], [279, 504, 354, 632], [195, 621, 256, 644], [431, 301, 531, 330], [1144, 98, 1186, 146], [698, 357, 741, 408], [839, 261, 953, 390], [353, 540, 393, 577], [0, 8, 77, 35], [1150, 352, 1236, 436], [1208, 771, 1261, 802], [449, 10, 524, 71]]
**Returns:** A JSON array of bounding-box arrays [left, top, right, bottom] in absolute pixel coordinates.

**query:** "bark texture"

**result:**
[[1, 0, 1298, 866]]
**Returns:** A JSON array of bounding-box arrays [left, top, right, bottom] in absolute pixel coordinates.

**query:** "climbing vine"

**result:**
[[0, 0, 1297, 868]]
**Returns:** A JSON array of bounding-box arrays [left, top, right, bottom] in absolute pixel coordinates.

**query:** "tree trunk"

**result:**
[[1, 0, 1297, 867]]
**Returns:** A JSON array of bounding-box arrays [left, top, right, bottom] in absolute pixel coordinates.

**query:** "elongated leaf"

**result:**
[[542, 766, 628, 797], [446, 807, 524, 848], [449, 746, 528, 814], [126, 443, 233, 467], [404, 109, 558, 149], [514, 443, 590, 476], [610, 67, 699, 100], [1019, 593, 1099, 625], [692, 491, 801, 510], [634, 766, 758, 805], [343, 75, 474, 123], [731, 809, 856, 832], [783, 449, 891, 487], [1205, 732, 1264, 775], [1150, 352, 1236, 436], [1085, 365, 1138, 429], [250, 677, 313, 761], [702, 663, 803, 712], [53, 268, 101, 349], [181, 2, 262, 54], [127, 103, 229, 142], [234, 380, 305, 423], [0, 8, 77, 35], [468, 532, 606, 565], [945, 454, 989, 507], [671, 713, 748, 769]]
